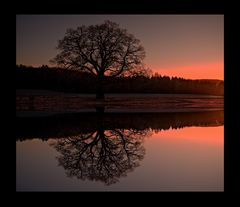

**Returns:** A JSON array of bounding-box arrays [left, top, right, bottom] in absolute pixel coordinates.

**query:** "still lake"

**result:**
[[16, 92, 224, 191]]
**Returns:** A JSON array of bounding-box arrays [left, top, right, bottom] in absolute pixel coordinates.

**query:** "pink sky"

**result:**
[[151, 126, 224, 146], [17, 15, 224, 80], [152, 61, 223, 80]]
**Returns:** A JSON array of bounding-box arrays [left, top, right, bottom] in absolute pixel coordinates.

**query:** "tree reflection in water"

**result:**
[[16, 110, 223, 185], [50, 129, 152, 185]]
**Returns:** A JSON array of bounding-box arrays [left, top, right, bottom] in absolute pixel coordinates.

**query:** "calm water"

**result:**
[[16, 111, 224, 191]]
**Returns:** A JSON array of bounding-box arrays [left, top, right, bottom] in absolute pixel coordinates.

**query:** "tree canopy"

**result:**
[[50, 129, 149, 185], [51, 20, 148, 78]]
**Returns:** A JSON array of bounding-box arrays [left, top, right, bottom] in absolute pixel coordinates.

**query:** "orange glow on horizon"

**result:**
[[151, 126, 224, 146], [152, 61, 224, 80]]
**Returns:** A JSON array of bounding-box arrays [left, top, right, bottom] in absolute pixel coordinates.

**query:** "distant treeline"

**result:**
[[16, 65, 224, 95]]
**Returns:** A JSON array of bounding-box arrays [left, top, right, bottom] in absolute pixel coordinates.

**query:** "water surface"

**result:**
[[16, 111, 224, 191], [16, 90, 224, 114]]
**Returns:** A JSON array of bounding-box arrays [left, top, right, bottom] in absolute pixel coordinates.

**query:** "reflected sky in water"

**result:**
[[16, 117, 223, 191]]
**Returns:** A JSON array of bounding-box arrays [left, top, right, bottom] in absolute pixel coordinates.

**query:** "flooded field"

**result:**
[[16, 90, 224, 191], [16, 90, 224, 114]]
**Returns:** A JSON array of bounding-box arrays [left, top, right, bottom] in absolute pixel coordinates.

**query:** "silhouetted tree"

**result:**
[[51, 20, 147, 99], [50, 129, 151, 185], [40, 64, 49, 69]]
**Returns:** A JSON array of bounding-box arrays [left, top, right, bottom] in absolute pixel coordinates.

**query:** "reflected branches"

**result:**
[[50, 129, 151, 185], [16, 111, 223, 185]]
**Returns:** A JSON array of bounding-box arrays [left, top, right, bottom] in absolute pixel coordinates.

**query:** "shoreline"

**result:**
[[16, 108, 224, 118], [16, 89, 224, 117], [16, 89, 224, 98]]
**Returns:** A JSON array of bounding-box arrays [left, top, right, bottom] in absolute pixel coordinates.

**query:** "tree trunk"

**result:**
[[96, 91, 105, 99], [96, 75, 105, 100], [96, 106, 105, 113], [96, 74, 105, 113]]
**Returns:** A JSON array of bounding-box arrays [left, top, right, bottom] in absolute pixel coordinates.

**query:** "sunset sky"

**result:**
[[16, 15, 224, 80]]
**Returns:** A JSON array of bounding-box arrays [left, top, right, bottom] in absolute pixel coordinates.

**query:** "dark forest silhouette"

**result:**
[[16, 110, 223, 140], [16, 65, 224, 96]]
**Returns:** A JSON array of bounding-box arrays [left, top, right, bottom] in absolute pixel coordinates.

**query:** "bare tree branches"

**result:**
[[51, 20, 147, 78], [50, 129, 151, 185]]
